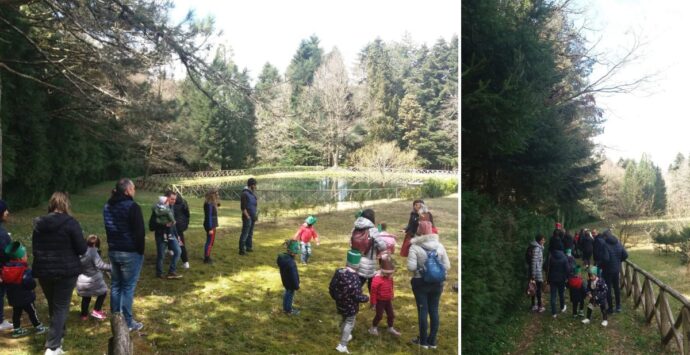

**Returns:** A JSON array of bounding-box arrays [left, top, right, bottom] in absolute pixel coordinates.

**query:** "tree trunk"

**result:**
[[108, 313, 133, 355], [332, 146, 339, 168]]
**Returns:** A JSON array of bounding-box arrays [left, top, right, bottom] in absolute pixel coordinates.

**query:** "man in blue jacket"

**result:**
[[603, 230, 628, 313], [239, 178, 258, 255]]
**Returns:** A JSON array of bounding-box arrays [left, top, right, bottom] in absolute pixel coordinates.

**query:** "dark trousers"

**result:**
[[40, 276, 77, 350], [411, 278, 443, 347], [531, 281, 543, 308], [12, 303, 40, 328], [81, 293, 107, 316], [586, 302, 608, 321], [359, 276, 373, 294], [372, 300, 395, 327], [549, 282, 565, 315], [179, 231, 188, 263], [604, 272, 621, 311], [582, 251, 592, 267], [0, 284, 6, 323], [239, 218, 255, 252]]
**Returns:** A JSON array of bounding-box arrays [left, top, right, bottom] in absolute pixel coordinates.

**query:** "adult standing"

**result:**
[[203, 189, 220, 264], [528, 234, 546, 313], [149, 194, 182, 279], [407, 221, 451, 349], [592, 229, 610, 274], [104, 179, 146, 332], [33, 192, 87, 354], [239, 178, 258, 255], [603, 230, 628, 313], [351, 209, 387, 293], [562, 230, 574, 252], [579, 230, 594, 268], [401, 200, 435, 257], [0, 200, 13, 331], [168, 191, 190, 269], [547, 248, 569, 318]]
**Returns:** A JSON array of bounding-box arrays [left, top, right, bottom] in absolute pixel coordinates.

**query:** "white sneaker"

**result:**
[[582, 318, 590, 324], [44, 348, 65, 355], [348, 334, 352, 342], [368, 327, 379, 336], [183, 262, 190, 269], [601, 320, 608, 327], [335, 344, 350, 353], [552, 314, 557, 319], [0, 320, 12, 331], [561, 305, 567, 313], [531, 305, 538, 312]]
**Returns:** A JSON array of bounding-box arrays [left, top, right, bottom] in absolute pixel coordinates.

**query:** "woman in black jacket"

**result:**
[[32, 192, 87, 354], [579, 230, 594, 268]]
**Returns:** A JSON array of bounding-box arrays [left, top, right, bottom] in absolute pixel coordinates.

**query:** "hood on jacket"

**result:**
[[605, 234, 620, 245], [530, 240, 543, 250], [277, 252, 294, 267], [33, 212, 72, 234], [354, 217, 375, 230], [551, 249, 567, 261], [107, 193, 133, 206], [411, 234, 441, 250]]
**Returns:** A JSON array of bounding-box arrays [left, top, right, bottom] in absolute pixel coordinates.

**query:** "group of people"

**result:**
[[0, 178, 450, 354], [527, 224, 629, 327], [275, 200, 451, 353]]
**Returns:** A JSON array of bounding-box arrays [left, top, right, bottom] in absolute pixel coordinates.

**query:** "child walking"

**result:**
[[329, 250, 369, 354], [77, 235, 112, 320], [203, 190, 220, 264], [277, 240, 301, 315], [368, 253, 401, 337], [2, 241, 45, 337], [568, 265, 586, 317], [582, 266, 609, 327], [292, 216, 320, 264]]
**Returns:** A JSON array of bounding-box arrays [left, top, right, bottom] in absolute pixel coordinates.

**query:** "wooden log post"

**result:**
[[108, 313, 133, 355]]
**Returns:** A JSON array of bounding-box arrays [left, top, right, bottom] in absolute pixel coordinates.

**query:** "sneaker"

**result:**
[[239, 251, 246, 256], [166, 272, 182, 279], [203, 257, 213, 264], [428, 344, 438, 349], [538, 307, 546, 313], [183, 262, 190, 269], [44, 348, 65, 355], [561, 305, 567, 313], [128, 321, 144, 332], [285, 309, 300, 316], [335, 344, 350, 353], [35, 324, 47, 334], [387, 327, 401, 336], [80, 315, 88, 321], [531, 305, 538, 312], [91, 310, 106, 320], [12, 327, 30, 338], [601, 320, 608, 327], [582, 318, 591, 324], [615, 306, 622, 313], [167, 250, 174, 256], [368, 327, 379, 336], [0, 320, 12, 331], [552, 314, 557, 319], [411, 337, 429, 349]]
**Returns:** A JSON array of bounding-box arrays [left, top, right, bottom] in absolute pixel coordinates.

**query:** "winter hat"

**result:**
[[346, 249, 362, 268], [574, 265, 581, 274], [565, 249, 572, 256], [158, 196, 167, 205], [0, 199, 7, 216], [305, 215, 317, 225], [287, 240, 301, 254], [4, 241, 26, 259], [588, 266, 599, 275], [417, 221, 433, 235], [380, 253, 395, 274], [555, 222, 562, 230]]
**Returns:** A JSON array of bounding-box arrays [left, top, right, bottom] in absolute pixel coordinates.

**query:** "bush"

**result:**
[[420, 178, 458, 198]]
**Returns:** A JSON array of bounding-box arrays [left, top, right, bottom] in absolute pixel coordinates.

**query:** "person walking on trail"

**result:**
[[203, 189, 220, 264], [0, 199, 14, 331], [167, 191, 191, 269], [239, 178, 258, 255], [547, 247, 569, 318], [528, 234, 546, 313], [592, 229, 610, 276], [149, 196, 182, 279], [603, 230, 628, 313], [34, 192, 88, 354], [578, 229, 594, 269], [103, 179, 146, 333]]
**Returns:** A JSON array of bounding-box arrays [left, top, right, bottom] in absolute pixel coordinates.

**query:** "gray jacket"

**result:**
[[406, 234, 451, 279], [76, 247, 111, 297], [351, 217, 387, 279], [530, 240, 544, 282]]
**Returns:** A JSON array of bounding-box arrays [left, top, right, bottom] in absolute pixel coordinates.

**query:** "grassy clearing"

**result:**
[[0, 181, 458, 354]]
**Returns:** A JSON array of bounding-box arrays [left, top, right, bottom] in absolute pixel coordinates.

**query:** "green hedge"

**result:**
[[461, 191, 551, 354]]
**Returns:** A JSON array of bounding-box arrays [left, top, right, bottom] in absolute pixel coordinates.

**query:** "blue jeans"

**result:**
[[411, 278, 443, 346], [109, 251, 143, 328], [239, 217, 255, 252], [283, 289, 295, 312], [550, 281, 566, 315], [300, 242, 312, 263], [156, 233, 181, 276]]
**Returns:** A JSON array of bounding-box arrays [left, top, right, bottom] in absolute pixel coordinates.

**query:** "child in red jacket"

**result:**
[[292, 216, 320, 264], [368, 253, 401, 337]]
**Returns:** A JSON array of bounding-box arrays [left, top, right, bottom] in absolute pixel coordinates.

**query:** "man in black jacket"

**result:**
[[149, 192, 182, 279], [104, 178, 146, 332], [603, 231, 628, 313]]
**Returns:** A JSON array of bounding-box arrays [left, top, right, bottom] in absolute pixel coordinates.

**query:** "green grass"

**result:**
[[0, 181, 458, 354]]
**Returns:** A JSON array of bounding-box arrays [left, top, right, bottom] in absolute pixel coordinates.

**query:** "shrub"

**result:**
[[420, 178, 458, 198]]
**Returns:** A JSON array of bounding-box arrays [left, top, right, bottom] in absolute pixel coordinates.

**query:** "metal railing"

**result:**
[[621, 260, 690, 353]]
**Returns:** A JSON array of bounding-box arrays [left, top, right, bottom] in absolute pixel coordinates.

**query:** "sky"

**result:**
[[169, 0, 459, 81], [580, 0, 690, 169]]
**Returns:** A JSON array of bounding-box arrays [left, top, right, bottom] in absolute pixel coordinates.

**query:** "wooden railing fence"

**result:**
[[621, 260, 690, 353]]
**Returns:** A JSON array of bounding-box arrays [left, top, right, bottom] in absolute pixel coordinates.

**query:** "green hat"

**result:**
[[565, 249, 572, 256], [305, 215, 317, 225], [287, 240, 301, 254], [346, 249, 362, 267], [4, 241, 26, 259], [574, 265, 581, 274], [588, 266, 598, 275]]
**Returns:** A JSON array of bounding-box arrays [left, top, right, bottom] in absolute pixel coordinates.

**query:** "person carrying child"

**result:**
[[76, 235, 112, 321], [1, 241, 46, 337], [277, 240, 301, 315], [153, 196, 177, 239], [292, 216, 320, 264], [368, 253, 401, 337], [568, 265, 586, 318], [582, 266, 609, 327], [329, 249, 369, 354]]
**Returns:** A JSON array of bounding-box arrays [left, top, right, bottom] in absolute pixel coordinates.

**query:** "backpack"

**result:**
[[1, 261, 27, 285], [421, 249, 446, 283], [567, 274, 583, 289], [351, 228, 372, 255]]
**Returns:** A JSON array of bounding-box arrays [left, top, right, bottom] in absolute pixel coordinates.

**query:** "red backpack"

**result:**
[[567, 274, 583, 289], [351, 228, 372, 255], [1, 261, 27, 285]]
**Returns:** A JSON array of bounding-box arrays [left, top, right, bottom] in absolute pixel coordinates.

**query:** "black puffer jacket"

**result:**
[[173, 196, 190, 232], [32, 212, 87, 279], [579, 233, 594, 254], [593, 233, 610, 266], [603, 234, 628, 275], [548, 250, 569, 284]]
